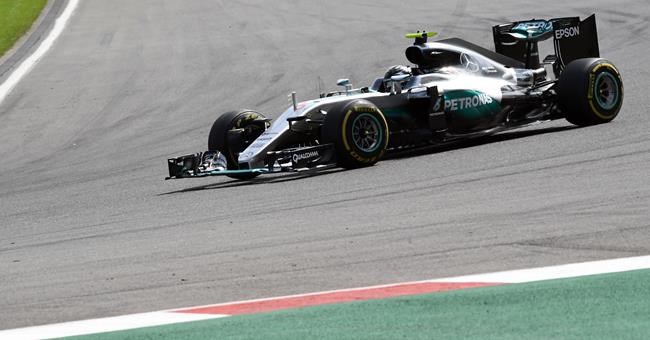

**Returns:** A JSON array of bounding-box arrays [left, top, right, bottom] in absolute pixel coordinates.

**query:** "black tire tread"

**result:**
[[321, 100, 389, 169], [557, 58, 623, 126], [207, 110, 266, 179]]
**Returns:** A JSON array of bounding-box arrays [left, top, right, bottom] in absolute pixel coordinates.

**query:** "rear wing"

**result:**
[[493, 14, 599, 70]]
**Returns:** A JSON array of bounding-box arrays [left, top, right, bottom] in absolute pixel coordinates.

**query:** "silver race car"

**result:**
[[167, 14, 623, 180]]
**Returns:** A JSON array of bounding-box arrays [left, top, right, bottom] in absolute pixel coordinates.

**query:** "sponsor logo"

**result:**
[[248, 142, 266, 149], [292, 150, 320, 163], [350, 105, 377, 114], [445, 93, 493, 111], [513, 20, 553, 35], [555, 26, 580, 39], [432, 97, 442, 112], [348, 150, 379, 163]]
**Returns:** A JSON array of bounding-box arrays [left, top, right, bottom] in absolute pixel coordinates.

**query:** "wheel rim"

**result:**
[[351, 113, 382, 153], [594, 72, 619, 110]]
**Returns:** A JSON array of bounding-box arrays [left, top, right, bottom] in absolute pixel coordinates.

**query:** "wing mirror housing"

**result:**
[[337, 78, 353, 94], [388, 74, 411, 94]]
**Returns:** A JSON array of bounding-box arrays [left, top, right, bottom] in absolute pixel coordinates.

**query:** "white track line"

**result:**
[[174, 255, 650, 311], [0, 0, 80, 106], [429, 255, 650, 283], [0, 312, 227, 340], [2, 255, 649, 339]]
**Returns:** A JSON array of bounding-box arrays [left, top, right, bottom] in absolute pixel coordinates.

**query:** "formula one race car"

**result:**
[[167, 14, 623, 180]]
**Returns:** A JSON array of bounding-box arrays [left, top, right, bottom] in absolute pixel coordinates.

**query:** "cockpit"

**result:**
[[368, 38, 518, 93]]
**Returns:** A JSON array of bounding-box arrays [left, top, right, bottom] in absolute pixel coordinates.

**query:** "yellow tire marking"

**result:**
[[588, 63, 620, 120], [340, 104, 389, 163], [341, 108, 353, 152]]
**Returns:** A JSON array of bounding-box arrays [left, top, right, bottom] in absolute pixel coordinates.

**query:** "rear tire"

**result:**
[[557, 58, 623, 126], [208, 110, 268, 179], [321, 100, 389, 169]]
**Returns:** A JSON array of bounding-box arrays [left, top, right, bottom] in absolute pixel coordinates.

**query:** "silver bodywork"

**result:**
[[238, 40, 533, 169]]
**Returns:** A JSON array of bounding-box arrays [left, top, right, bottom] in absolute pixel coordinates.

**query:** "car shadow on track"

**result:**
[[385, 124, 578, 160], [159, 124, 577, 195], [158, 167, 346, 195]]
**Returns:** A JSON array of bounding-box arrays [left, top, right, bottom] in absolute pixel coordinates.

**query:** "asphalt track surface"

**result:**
[[0, 0, 648, 330]]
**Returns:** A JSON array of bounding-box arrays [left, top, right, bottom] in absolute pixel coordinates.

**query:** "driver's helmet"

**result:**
[[384, 65, 412, 80], [382, 65, 412, 92]]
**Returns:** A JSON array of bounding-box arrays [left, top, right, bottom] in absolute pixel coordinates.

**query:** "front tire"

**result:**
[[557, 58, 624, 126], [321, 100, 389, 169], [208, 110, 268, 179]]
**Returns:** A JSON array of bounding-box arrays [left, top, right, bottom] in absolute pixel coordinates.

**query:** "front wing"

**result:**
[[166, 144, 335, 179]]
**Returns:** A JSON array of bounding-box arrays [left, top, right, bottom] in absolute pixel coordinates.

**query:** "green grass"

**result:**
[[0, 0, 47, 57], [70, 269, 650, 340]]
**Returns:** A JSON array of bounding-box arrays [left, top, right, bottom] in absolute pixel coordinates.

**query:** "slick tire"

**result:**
[[321, 100, 389, 169], [558, 58, 623, 126], [208, 110, 268, 179]]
